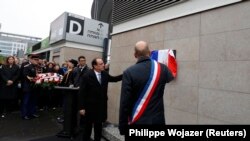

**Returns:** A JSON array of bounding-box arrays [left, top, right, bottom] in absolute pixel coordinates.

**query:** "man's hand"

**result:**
[[6, 80, 13, 86], [79, 109, 86, 116], [27, 76, 34, 81], [105, 63, 110, 70]]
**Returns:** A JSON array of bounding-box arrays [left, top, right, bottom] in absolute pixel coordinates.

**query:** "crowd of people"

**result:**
[[0, 54, 83, 119], [0, 41, 174, 141]]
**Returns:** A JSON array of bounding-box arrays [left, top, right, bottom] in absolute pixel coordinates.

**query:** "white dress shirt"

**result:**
[[94, 70, 102, 84]]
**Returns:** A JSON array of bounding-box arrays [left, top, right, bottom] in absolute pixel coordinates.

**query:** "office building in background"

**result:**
[[0, 32, 41, 57]]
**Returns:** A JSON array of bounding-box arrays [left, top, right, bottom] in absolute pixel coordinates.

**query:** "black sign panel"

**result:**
[[66, 16, 84, 36]]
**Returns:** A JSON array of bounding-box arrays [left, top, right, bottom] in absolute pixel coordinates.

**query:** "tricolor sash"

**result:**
[[129, 59, 161, 124]]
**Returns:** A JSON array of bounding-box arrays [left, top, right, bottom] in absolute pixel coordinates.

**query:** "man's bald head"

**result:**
[[134, 41, 150, 58]]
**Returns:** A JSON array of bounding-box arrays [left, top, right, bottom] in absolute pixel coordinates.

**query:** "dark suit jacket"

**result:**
[[20, 61, 30, 83], [73, 65, 90, 87], [22, 64, 37, 92], [119, 57, 174, 134], [79, 69, 122, 122]]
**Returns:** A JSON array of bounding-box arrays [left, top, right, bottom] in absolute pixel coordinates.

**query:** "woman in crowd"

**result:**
[[61, 62, 68, 75], [0, 56, 20, 118], [46, 62, 55, 73], [54, 64, 64, 76]]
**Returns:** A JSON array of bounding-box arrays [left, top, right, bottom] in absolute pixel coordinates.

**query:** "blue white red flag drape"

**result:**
[[150, 49, 177, 77]]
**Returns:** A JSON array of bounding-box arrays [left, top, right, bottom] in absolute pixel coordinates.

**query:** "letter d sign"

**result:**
[[69, 21, 81, 34], [66, 16, 84, 35]]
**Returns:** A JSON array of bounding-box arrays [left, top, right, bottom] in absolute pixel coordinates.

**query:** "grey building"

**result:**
[[0, 32, 41, 57], [91, 0, 113, 63], [91, 0, 112, 33]]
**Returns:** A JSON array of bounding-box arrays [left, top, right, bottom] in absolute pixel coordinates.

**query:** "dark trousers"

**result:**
[[21, 91, 37, 117], [83, 121, 102, 141], [37, 87, 50, 110], [0, 99, 11, 115], [50, 89, 62, 108]]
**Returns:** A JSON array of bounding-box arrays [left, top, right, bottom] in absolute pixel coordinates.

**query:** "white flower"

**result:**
[[36, 79, 42, 84], [44, 79, 49, 82], [49, 78, 54, 82], [54, 78, 59, 81]]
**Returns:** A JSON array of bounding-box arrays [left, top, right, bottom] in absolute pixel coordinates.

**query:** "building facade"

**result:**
[[32, 12, 109, 66], [0, 32, 41, 57], [91, 0, 112, 33], [107, 0, 250, 124]]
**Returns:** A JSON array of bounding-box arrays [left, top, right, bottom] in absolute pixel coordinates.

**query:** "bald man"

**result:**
[[119, 41, 174, 135]]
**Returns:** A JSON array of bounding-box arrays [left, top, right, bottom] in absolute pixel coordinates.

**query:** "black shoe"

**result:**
[[31, 114, 40, 118], [56, 130, 71, 138], [22, 116, 31, 120]]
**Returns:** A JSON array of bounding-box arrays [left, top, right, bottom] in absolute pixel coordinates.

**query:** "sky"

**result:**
[[0, 0, 93, 39]]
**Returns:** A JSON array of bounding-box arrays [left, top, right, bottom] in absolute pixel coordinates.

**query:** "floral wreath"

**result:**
[[32, 73, 63, 89]]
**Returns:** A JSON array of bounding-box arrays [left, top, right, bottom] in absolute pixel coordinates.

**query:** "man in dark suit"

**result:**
[[79, 57, 122, 141], [119, 41, 174, 135], [73, 56, 89, 87], [72, 56, 89, 133]]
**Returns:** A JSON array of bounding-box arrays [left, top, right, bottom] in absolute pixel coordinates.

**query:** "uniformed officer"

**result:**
[[21, 54, 40, 120]]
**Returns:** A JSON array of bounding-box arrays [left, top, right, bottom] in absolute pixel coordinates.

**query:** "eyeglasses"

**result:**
[[79, 60, 86, 62]]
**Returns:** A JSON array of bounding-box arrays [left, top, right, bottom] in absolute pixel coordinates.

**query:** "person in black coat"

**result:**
[[72, 56, 90, 132], [56, 59, 78, 124], [19, 55, 32, 82], [79, 58, 122, 141], [50, 64, 64, 109], [19, 55, 32, 104], [60, 59, 78, 87], [0, 56, 20, 118], [36, 60, 47, 111], [119, 41, 174, 135], [73, 56, 89, 88], [21, 54, 40, 120]]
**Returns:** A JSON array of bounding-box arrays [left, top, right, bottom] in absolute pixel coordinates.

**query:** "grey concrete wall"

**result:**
[[108, 1, 250, 124]]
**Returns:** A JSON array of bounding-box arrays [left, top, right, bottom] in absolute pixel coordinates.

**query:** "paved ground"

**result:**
[[0, 109, 84, 141]]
